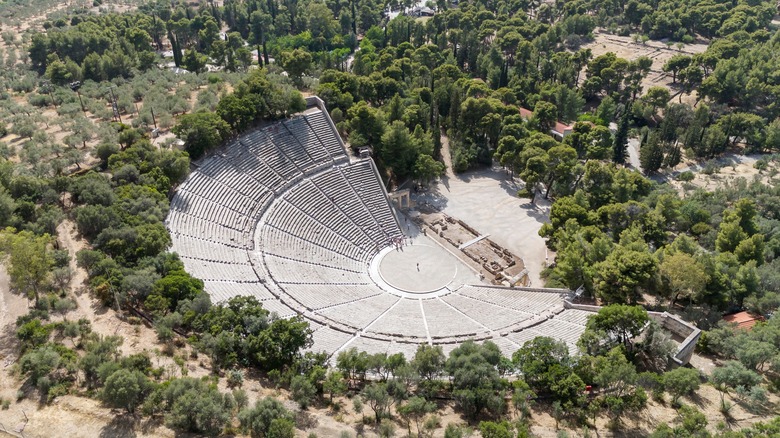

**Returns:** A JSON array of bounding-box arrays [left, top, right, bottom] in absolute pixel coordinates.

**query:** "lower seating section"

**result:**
[[203, 280, 276, 303], [264, 254, 369, 284], [317, 294, 399, 329], [172, 189, 252, 232], [342, 161, 399, 233], [171, 234, 249, 264], [259, 298, 297, 318], [506, 329, 543, 349], [312, 168, 395, 246], [179, 257, 259, 282], [554, 309, 592, 326], [264, 201, 373, 261], [422, 299, 489, 339], [260, 223, 369, 269], [439, 343, 459, 359], [367, 299, 428, 339], [458, 286, 564, 315], [503, 309, 590, 356], [282, 178, 376, 251], [347, 336, 390, 356], [306, 327, 356, 356], [168, 210, 248, 248], [281, 284, 382, 310], [492, 336, 522, 358], [532, 318, 584, 346], [441, 293, 534, 330]]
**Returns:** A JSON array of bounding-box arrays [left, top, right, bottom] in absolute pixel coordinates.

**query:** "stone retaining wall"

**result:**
[[563, 300, 700, 366]]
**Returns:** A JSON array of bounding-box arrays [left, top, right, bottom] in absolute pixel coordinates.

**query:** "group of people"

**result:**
[[390, 236, 408, 250]]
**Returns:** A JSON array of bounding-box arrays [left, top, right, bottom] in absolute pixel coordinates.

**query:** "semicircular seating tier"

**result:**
[[166, 103, 592, 360]]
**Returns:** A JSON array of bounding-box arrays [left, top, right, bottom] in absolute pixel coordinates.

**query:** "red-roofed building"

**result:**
[[519, 107, 574, 140], [722, 311, 764, 331], [552, 120, 574, 139]]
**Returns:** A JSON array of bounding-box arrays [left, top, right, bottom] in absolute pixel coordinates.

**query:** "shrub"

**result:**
[[101, 369, 151, 413], [291, 375, 316, 409], [702, 160, 720, 175], [754, 159, 769, 171], [676, 171, 695, 182], [663, 367, 701, 404], [227, 369, 244, 388]]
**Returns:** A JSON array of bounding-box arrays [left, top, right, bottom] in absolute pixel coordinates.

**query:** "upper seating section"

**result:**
[[168, 108, 351, 241], [303, 110, 347, 160], [342, 161, 399, 233], [224, 108, 348, 186]]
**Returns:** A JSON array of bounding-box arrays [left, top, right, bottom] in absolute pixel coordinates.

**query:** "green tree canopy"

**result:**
[[172, 112, 231, 160]]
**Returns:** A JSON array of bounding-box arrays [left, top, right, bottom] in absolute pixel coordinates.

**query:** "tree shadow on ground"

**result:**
[[138, 416, 165, 435], [450, 166, 508, 184], [352, 421, 366, 437], [99, 413, 138, 438], [498, 176, 524, 198], [73, 286, 109, 317], [685, 390, 708, 409], [440, 173, 451, 192], [411, 186, 449, 212], [296, 409, 319, 429], [519, 202, 551, 224], [733, 396, 775, 419], [0, 322, 21, 359]]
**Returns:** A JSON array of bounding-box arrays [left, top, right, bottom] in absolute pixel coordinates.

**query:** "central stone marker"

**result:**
[[378, 243, 459, 293]]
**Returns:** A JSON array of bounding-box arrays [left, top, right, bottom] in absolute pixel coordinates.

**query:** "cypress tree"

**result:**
[[613, 103, 631, 164], [639, 132, 663, 173]]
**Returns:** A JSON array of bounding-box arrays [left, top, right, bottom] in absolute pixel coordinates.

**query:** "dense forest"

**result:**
[[1, 0, 780, 434]]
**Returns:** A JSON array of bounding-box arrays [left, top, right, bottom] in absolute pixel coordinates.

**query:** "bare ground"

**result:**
[[659, 152, 780, 194], [582, 30, 708, 103]]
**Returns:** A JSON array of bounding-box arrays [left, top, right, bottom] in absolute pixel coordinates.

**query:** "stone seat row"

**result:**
[[172, 190, 252, 232], [264, 253, 370, 285], [311, 169, 389, 245], [197, 156, 268, 193], [343, 162, 400, 233], [167, 210, 249, 248], [261, 221, 372, 264], [281, 283, 384, 311], [315, 294, 400, 329], [459, 286, 564, 315], [284, 117, 331, 163], [266, 199, 375, 261], [442, 293, 536, 331], [203, 279, 277, 303], [179, 256, 260, 282], [170, 233, 250, 264], [282, 179, 377, 251], [302, 110, 347, 159]]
